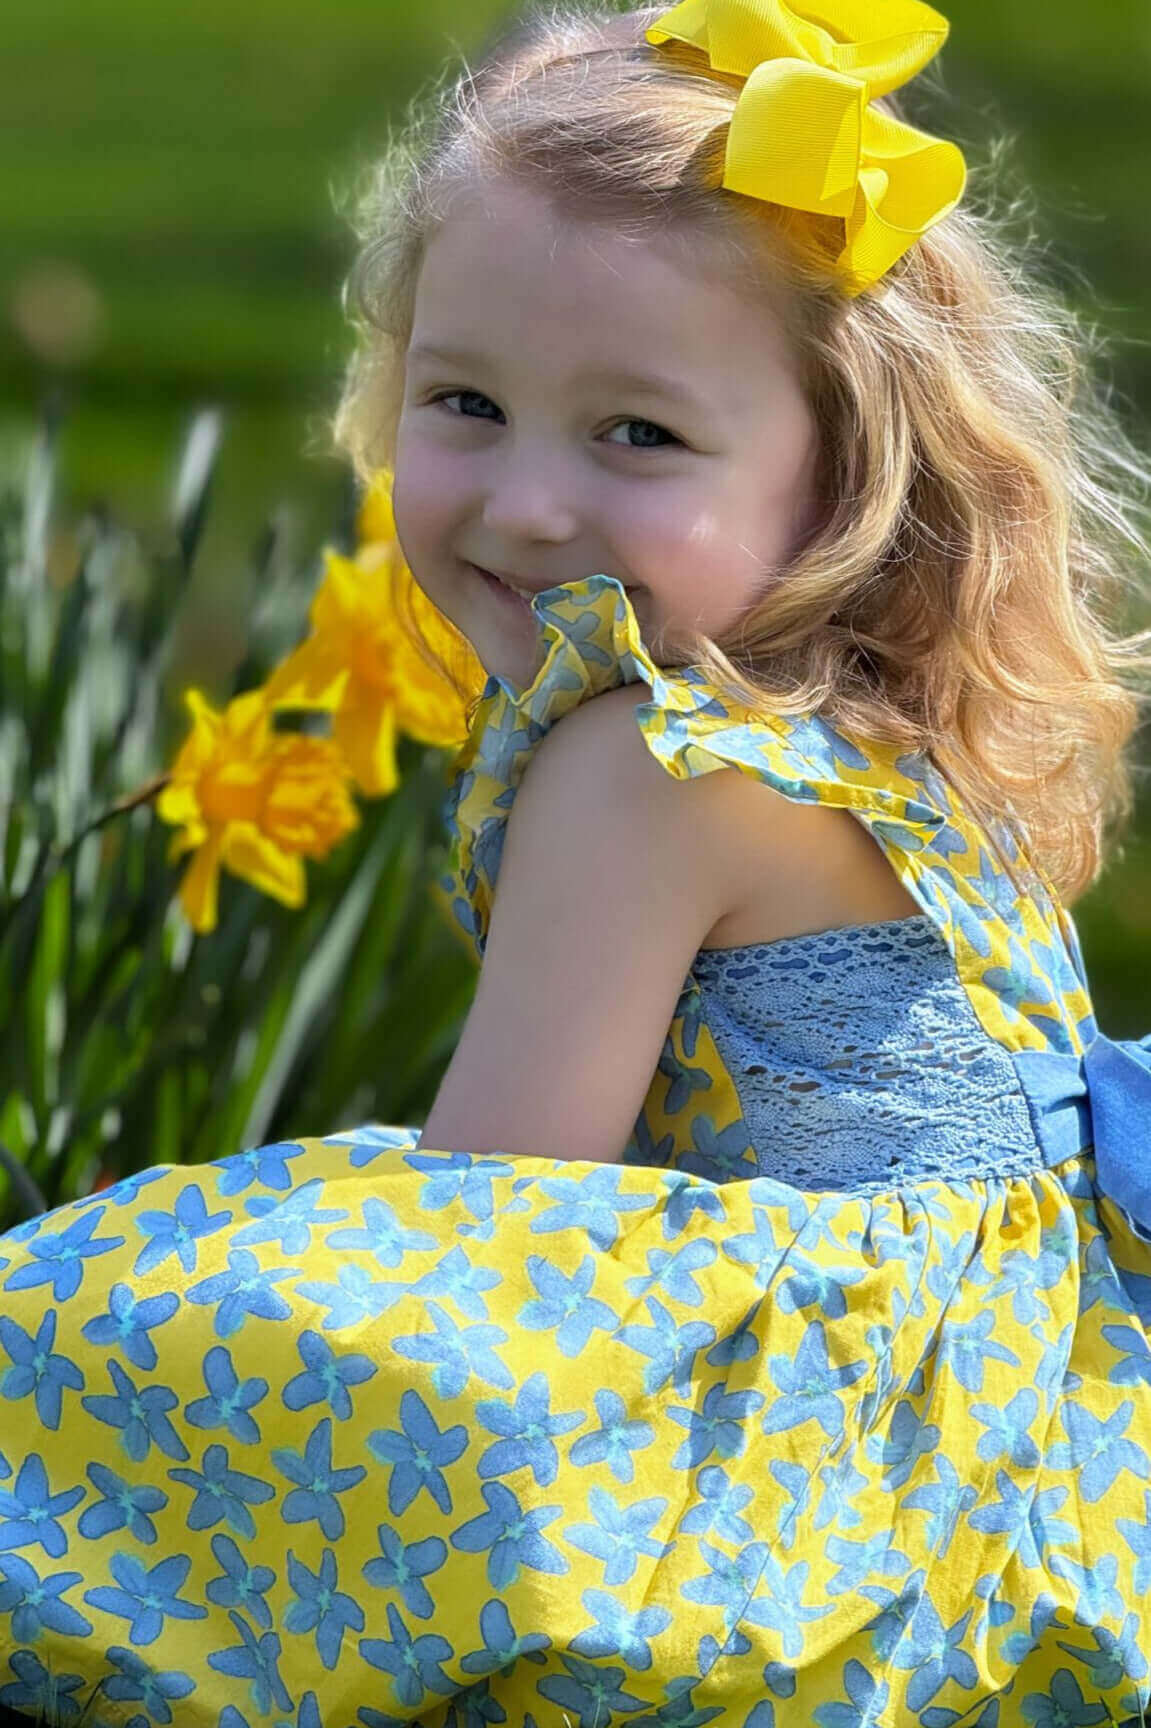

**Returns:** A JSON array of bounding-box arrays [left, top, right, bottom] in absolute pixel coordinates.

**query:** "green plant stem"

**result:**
[[1, 775, 171, 944]]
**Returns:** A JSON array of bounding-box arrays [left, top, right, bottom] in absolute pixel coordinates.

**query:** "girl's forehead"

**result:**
[[421, 179, 689, 287], [412, 180, 799, 378]]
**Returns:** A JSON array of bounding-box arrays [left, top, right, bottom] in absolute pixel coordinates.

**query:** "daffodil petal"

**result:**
[[311, 551, 370, 646], [221, 824, 307, 909], [165, 826, 206, 866], [222, 689, 274, 749], [336, 688, 399, 799], [177, 830, 225, 934], [166, 689, 223, 779], [357, 467, 396, 545], [386, 561, 480, 745], [156, 784, 204, 830], [264, 637, 349, 711]]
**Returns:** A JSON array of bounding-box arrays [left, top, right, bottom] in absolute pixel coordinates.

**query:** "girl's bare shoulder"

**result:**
[[566, 682, 919, 949]]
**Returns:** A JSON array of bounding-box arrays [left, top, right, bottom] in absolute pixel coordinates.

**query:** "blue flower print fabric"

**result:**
[[0, 575, 1148, 1728]]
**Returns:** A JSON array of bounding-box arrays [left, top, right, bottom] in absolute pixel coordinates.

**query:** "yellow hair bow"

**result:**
[[645, 0, 967, 294]]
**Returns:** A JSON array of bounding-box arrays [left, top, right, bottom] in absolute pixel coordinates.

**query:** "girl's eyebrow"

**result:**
[[407, 343, 706, 410], [407, 344, 485, 366], [581, 368, 706, 411]]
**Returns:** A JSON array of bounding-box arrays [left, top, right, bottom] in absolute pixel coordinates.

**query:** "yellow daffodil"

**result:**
[[264, 470, 485, 796], [158, 688, 359, 934], [355, 466, 399, 548], [358, 467, 488, 731]]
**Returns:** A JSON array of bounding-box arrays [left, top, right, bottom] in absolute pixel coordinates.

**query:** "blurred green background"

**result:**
[[1, 0, 1149, 1029]]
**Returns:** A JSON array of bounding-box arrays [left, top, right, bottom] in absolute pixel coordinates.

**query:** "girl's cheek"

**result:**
[[630, 507, 722, 594], [612, 499, 695, 576], [391, 446, 452, 572]]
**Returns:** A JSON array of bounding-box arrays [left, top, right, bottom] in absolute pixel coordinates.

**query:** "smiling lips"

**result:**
[[470, 563, 637, 601], [474, 565, 540, 600], [470, 564, 538, 611]]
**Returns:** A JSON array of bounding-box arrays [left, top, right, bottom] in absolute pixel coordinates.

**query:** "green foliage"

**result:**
[[0, 404, 476, 1232]]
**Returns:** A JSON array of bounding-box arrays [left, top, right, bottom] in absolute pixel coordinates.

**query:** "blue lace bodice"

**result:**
[[444, 574, 1136, 1207], [687, 912, 1046, 1192]]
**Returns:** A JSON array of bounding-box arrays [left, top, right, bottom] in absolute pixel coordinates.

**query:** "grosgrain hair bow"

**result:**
[[645, 0, 967, 294]]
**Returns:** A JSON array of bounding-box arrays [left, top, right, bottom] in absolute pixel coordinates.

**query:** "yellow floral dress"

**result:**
[[2, 575, 1150, 1728]]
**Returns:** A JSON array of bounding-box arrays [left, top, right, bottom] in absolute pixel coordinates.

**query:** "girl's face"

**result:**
[[392, 179, 823, 685]]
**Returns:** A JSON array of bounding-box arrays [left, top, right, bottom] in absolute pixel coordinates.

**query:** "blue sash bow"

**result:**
[[1083, 1031, 1151, 1236], [1023, 1031, 1151, 1237]]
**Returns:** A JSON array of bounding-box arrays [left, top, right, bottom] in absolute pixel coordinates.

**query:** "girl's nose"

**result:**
[[479, 467, 579, 544]]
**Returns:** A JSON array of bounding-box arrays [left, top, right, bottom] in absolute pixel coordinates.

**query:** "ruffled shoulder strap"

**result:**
[[439, 573, 1098, 1065]]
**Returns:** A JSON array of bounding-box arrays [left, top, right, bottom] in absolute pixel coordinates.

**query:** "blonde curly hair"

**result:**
[[330, 0, 1151, 905]]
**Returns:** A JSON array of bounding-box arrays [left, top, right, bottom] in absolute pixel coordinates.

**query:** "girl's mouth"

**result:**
[[468, 562, 643, 618], [470, 563, 537, 614]]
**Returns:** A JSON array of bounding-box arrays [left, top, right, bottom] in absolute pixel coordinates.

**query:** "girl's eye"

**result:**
[[603, 419, 681, 450], [430, 390, 503, 422], [432, 390, 680, 449]]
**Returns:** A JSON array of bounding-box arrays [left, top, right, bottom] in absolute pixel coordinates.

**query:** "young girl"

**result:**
[[3, 0, 1151, 1724]]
